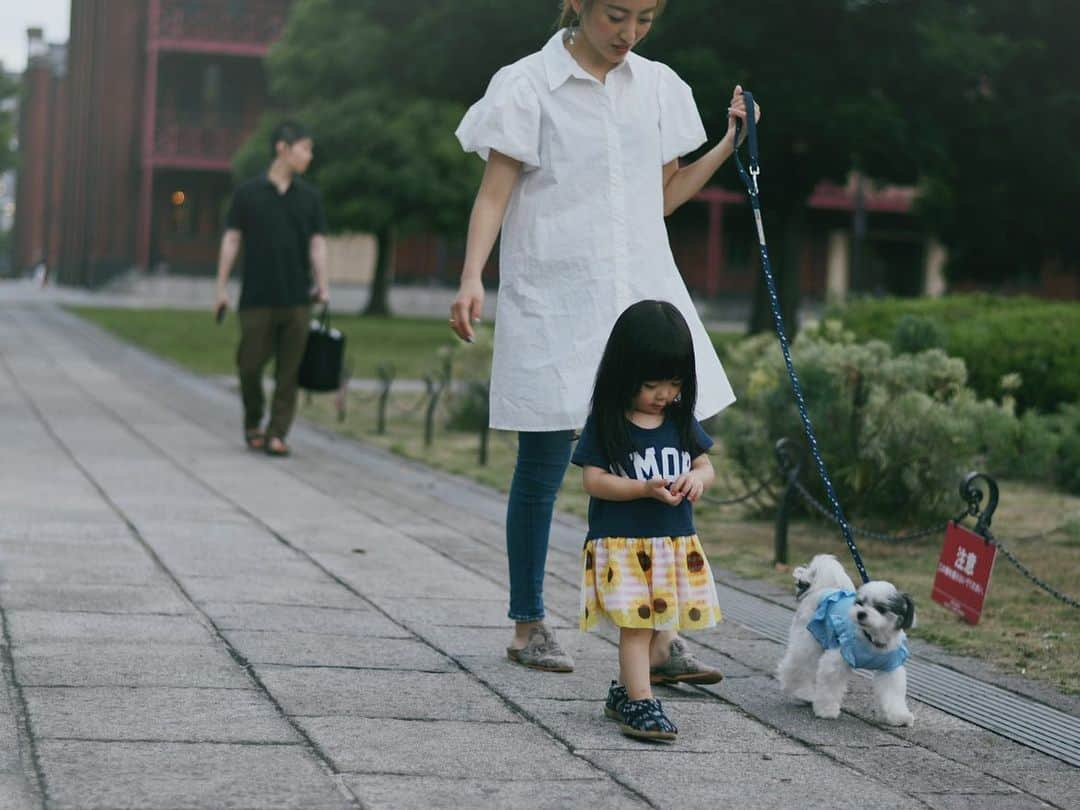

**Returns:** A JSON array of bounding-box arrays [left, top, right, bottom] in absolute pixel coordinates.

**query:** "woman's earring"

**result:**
[[568, 23, 578, 45]]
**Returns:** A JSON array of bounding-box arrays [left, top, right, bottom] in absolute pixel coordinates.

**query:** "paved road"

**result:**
[[0, 299, 1076, 809]]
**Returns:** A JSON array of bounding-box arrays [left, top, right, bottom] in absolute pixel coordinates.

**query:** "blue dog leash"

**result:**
[[732, 93, 871, 584]]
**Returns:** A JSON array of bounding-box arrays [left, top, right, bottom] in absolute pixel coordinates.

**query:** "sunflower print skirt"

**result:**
[[580, 535, 723, 632]]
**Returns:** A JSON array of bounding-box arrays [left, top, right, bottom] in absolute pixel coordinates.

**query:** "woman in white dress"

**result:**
[[450, 0, 759, 673]]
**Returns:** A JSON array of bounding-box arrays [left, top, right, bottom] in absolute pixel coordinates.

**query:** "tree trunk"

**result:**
[[748, 203, 804, 337], [363, 227, 396, 317]]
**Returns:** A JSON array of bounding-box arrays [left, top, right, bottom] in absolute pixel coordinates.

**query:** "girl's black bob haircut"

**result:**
[[588, 300, 703, 469]]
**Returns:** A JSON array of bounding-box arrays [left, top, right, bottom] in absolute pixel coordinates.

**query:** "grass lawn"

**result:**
[[68, 306, 461, 380], [68, 305, 1080, 695]]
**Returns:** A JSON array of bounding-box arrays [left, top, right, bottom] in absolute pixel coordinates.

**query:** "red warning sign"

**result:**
[[932, 521, 997, 625]]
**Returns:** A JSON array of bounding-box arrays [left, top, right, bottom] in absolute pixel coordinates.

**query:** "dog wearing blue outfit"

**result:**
[[777, 554, 917, 726]]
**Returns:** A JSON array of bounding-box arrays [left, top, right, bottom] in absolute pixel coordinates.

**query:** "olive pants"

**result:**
[[237, 306, 310, 440]]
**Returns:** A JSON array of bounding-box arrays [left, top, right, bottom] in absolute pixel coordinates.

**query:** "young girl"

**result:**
[[574, 300, 723, 742], [450, 0, 757, 672]]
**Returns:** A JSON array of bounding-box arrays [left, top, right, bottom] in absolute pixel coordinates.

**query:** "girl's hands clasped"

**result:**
[[645, 477, 684, 506], [644, 472, 707, 506], [669, 471, 706, 503], [449, 278, 484, 343], [725, 84, 762, 148]]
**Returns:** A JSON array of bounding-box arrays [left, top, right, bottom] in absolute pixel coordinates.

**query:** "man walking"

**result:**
[[215, 121, 329, 457]]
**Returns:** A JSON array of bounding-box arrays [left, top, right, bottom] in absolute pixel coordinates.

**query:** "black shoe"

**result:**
[[618, 698, 678, 742], [604, 680, 629, 720]]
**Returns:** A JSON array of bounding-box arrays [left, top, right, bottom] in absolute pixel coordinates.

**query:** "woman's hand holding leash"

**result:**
[[726, 85, 761, 148]]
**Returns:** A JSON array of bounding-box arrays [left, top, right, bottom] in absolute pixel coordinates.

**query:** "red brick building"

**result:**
[[13, 0, 291, 285], [11, 29, 67, 278]]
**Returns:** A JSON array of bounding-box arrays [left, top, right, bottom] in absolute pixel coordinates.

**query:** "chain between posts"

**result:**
[[775, 440, 1079, 607]]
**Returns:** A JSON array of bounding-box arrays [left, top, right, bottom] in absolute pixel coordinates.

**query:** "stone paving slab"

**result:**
[[308, 549, 509, 601], [407, 624, 617, 659], [297, 717, 600, 778], [0, 558, 165, 588], [816, 743, 1019, 795], [341, 775, 649, 810], [0, 773, 38, 810], [909, 794, 1057, 810], [258, 668, 519, 721], [222, 630, 455, 670], [366, 595, 552, 629], [36, 741, 353, 810], [13, 642, 251, 689], [0, 703, 26, 774], [202, 602, 411, 639], [22, 687, 296, 743], [5, 611, 214, 645], [0, 583, 191, 615], [179, 575, 364, 609], [456, 654, 626, 701], [581, 749, 922, 809]]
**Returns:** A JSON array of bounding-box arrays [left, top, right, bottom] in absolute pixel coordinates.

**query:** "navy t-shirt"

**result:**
[[571, 414, 713, 541]]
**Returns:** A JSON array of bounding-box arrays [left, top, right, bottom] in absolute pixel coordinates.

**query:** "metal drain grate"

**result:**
[[717, 583, 1080, 768]]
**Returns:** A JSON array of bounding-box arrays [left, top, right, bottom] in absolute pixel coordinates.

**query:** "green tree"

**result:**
[[912, 0, 1080, 284], [654, 0, 1079, 316], [649, 0, 953, 333], [0, 71, 16, 174], [235, 0, 485, 315], [1, 71, 18, 274]]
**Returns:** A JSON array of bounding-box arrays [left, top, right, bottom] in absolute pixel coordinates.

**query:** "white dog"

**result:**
[[776, 554, 916, 726]]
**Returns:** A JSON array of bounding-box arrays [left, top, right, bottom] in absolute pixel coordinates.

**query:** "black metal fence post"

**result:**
[[773, 438, 806, 566], [335, 358, 352, 423], [376, 364, 394, 435], [479, 424, 489, 465], [423, 354, 453, 448], [476, 382, 490, 465]]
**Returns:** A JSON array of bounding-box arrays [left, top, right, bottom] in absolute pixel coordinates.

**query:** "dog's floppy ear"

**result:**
[[894, 593, 917, 630], [793, 565, 811, 600]]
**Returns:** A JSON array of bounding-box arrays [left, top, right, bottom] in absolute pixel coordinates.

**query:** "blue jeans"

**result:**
[[506, 430, 575, 622]]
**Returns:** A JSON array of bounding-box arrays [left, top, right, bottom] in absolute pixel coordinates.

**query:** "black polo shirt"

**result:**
[[226, 174, 327, 309]]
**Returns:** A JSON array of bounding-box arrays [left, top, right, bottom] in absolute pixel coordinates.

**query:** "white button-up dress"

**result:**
[[456, 30, 736, 431]]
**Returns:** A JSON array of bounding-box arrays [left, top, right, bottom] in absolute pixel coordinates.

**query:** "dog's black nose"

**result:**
[[857, 611, 867, 621]]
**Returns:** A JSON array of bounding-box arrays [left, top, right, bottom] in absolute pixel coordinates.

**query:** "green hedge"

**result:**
[[828, 295, 1080, 414], [711, 321, 1076, 522]]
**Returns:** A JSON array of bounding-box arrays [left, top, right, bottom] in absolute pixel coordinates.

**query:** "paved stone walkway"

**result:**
[[0, 298, 1076, 809]]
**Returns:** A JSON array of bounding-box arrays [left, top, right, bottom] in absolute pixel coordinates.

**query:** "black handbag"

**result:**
[[298, 305, 346, 392]]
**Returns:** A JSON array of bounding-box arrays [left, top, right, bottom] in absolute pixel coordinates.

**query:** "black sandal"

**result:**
[[244, 429, 265, 451], [604, 681, 629, 720], [618, 698, 678, 742]]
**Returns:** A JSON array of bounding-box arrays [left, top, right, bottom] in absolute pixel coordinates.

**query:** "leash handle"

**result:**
[[731, 90, 871, 584]]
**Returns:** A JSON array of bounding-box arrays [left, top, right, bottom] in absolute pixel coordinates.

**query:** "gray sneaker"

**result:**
[[650, 638, 722, 685], [506, 625, 575, 672]]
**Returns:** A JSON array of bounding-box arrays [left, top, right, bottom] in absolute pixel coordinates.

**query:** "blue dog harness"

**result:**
[[806, 590, 909, 672]]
